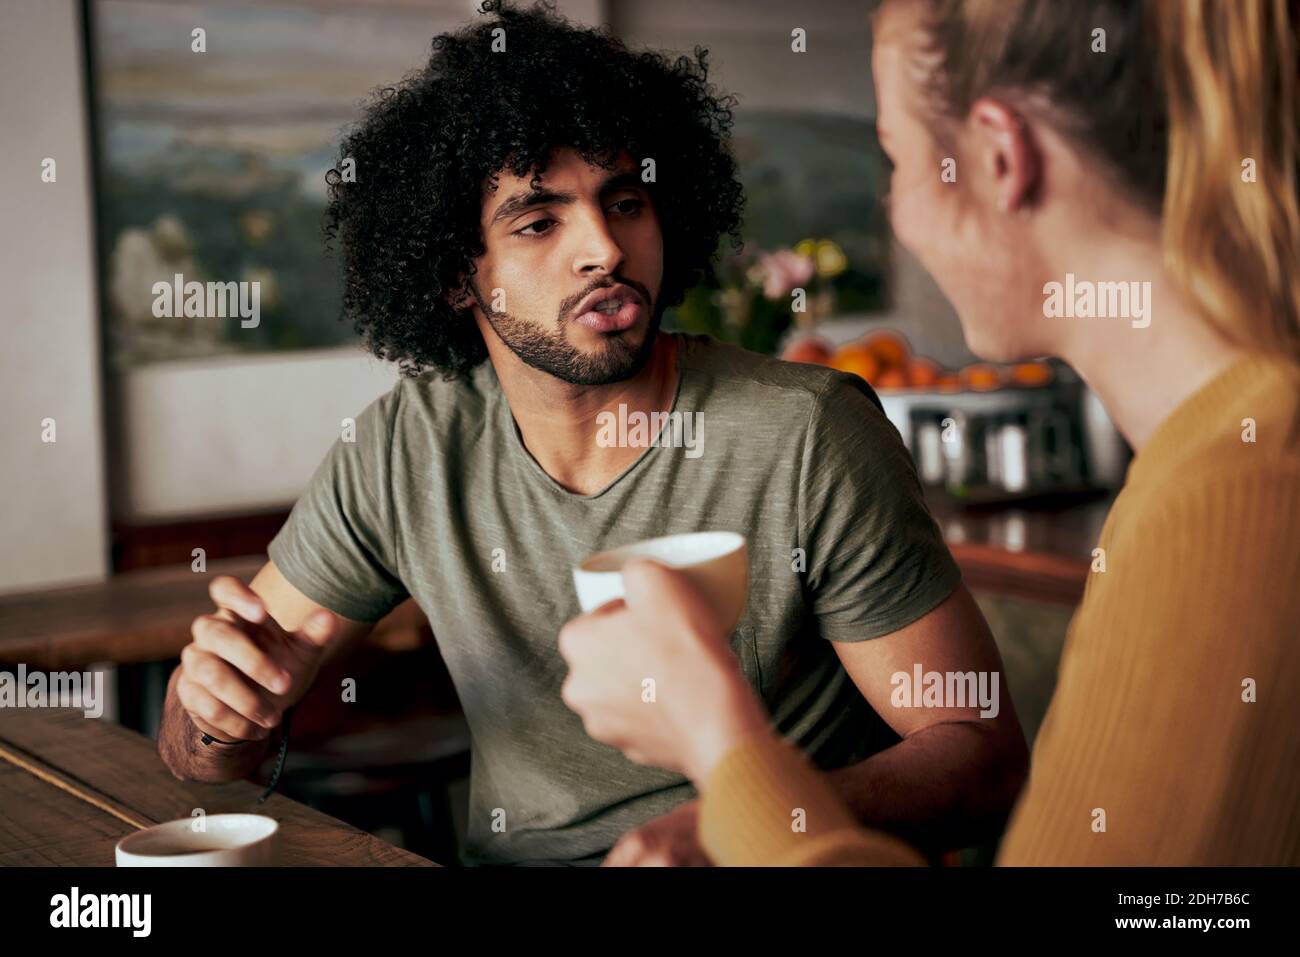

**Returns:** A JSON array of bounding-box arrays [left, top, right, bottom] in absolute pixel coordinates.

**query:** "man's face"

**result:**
[[468, 148, 664, 386]]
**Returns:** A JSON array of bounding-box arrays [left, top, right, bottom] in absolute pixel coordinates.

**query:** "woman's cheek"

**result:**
[[889, 187, 942, 263]]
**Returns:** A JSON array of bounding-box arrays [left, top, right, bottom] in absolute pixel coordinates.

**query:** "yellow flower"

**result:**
[[814, 239, 847, 278]]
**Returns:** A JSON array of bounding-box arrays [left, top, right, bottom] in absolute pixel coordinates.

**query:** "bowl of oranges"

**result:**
[[780, 330, 1053, 395]]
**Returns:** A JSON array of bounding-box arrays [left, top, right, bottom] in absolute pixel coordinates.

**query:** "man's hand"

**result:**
[[176, 575, 341, 742], [602, 800, 712, 867]]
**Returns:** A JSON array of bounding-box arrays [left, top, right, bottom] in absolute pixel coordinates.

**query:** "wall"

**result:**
[[0, 0, 111, 594], [112, 347, 398, 518]]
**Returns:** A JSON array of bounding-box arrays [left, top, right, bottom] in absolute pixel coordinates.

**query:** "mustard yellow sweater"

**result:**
[[700, 354, 1300, 866]]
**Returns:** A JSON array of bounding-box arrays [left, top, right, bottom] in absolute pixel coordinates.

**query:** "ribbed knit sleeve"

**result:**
[[699, 733, 925, 866], [996, 463, 1300, 865]]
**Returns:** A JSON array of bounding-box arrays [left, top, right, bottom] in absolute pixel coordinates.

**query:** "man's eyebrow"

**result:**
[[489, 188, 574, 226], [488, 170, 647, 226], [598, 170, 645, 194]]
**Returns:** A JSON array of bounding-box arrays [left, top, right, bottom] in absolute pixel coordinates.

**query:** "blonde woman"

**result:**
[[559, 0, 1300, 866]]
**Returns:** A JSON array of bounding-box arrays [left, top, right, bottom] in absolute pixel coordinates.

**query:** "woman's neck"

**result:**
[[1046, 236, 1252, 452]]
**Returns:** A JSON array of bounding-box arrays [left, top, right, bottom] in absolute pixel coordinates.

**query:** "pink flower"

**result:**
[[757, 249, 815, 300]]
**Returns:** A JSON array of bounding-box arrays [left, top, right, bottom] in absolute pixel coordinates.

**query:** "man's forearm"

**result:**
[[158, 668, 275, 783], [825, 720, 1028, 854]]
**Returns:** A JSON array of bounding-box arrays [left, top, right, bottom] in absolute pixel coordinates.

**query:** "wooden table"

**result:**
[[0, 708, 437, 867], [0, 556, 433, 671], [0, 557, 269, 670]]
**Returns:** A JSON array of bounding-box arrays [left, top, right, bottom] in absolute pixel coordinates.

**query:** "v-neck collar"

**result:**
[[493, 333, 690, 501]]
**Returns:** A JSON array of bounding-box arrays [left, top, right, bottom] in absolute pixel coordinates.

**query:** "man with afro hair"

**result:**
[[159, 0, 1025, 867]]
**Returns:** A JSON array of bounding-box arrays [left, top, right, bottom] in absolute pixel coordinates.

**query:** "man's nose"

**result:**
[[572, 210, 626, 277]]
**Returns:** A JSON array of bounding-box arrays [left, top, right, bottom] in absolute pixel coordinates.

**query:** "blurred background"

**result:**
[[1, 0, 1129, 864]]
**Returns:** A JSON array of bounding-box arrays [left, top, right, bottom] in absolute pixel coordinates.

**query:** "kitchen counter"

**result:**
[[927, 492, 1114, 606]]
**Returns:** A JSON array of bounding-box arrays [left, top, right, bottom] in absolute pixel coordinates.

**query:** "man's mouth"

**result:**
[[572, 284, 644, 333]]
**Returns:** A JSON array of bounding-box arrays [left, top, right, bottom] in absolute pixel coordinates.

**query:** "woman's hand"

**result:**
[[557, 558, 769, 782]]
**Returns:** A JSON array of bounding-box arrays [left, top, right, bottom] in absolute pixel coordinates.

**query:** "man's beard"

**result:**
[[473, 280, 662, 386]]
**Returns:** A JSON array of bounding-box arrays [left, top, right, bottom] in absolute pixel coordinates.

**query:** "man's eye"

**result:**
[[516, 218, 556, 237], [609, 198, 643, 214]]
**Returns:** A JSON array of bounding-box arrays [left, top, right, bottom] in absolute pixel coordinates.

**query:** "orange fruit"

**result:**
[[1009, 361, 1053, 387], [959, 363, 1005, 392], [934, 373, 961, 392], [906, 357, 942, 389], [829, 347, 881, 384], [863, 331, 911, 370], [781, 337, 834, 366], [875, 367, 908, 390]]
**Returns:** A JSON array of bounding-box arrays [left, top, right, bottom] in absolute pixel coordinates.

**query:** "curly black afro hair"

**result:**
[[324, 0, 745, 379]]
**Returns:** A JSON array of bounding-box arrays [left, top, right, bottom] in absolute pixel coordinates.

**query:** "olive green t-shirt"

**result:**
[[268, 332, 961, 865]]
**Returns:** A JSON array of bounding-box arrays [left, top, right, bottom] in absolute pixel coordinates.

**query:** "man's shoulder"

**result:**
[[365, 361, 497, 439], [677, 333, 883, 419]]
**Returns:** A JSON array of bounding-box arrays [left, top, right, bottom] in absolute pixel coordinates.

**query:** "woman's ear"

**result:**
[[968, 97, 1041, 214]]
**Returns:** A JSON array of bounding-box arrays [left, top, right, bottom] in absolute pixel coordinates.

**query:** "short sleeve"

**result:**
[[798, 371, 961, 642], [267, 387, 409, 623]]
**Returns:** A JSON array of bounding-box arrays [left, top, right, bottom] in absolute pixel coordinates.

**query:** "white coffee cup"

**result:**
[[115, 813, 278, 867], [572, 531, 748, 632]]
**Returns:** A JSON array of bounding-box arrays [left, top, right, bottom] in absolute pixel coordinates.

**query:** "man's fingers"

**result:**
[[602, 832, 673, 867], [601, 834, 643, 867], [180, 646, 282, 729], [602, 824, 708, 867], [176, 672, 271, 742], [294, 609, 341, 649], [208, 575, 270, 627], [191, 615, 292, 695]]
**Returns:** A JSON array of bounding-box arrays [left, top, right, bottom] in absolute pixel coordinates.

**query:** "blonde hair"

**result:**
[[1157, 0, 1300, 359], [899, 0, 1300, 359]]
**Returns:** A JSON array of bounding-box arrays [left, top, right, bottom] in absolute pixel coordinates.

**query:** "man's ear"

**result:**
[[968, 97, 1041, 214], [446, 278, 475, 312]]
